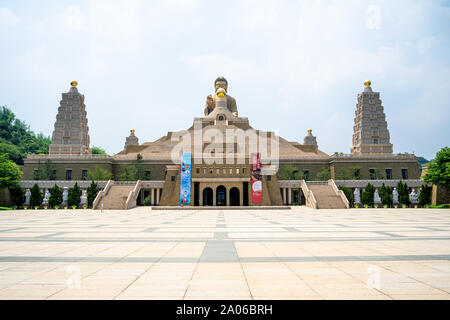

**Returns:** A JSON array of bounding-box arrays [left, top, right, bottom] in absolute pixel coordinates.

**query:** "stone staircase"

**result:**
[[101, 185, 135, 210], [307, 184, 347, 209]]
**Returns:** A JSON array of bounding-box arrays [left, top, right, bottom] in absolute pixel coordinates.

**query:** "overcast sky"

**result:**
[[1, 0, 449, 159]]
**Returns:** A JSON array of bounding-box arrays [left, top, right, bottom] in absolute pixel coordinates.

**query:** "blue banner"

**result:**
[[180, 153, 192, 205]]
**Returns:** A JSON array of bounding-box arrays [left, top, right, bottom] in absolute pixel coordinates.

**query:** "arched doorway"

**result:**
[[230, 187, 240, 206], [216, 185, 226, 206], [203, 188, 213, 206]]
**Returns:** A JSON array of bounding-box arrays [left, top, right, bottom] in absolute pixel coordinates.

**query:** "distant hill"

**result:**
[[417, 156, 430, 171], [0, 106, 51, 165]]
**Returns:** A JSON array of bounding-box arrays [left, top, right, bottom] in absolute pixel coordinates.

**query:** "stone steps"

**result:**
[[308, 185, 347, 209], [101, 185, 134, 210]]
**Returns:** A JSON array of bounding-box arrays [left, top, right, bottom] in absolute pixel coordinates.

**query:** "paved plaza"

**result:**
[[0, 207, 449, 300]]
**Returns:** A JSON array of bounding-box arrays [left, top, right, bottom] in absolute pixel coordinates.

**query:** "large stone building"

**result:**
[[21, 78, 420, 209]]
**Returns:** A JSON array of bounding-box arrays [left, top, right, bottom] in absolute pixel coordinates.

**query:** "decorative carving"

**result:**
[[125, 129, 139, 148]]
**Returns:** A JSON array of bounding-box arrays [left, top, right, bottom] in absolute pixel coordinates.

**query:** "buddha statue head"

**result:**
[[214, 76, 228, 93]]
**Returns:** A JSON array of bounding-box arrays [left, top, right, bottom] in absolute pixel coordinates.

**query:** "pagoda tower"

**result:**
[[49, 81, 91, 155], [350, 81, 393, 155]]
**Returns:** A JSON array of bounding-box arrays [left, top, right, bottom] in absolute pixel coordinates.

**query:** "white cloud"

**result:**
[[66, 5, 81, 31], [0, 7, 19, 29]]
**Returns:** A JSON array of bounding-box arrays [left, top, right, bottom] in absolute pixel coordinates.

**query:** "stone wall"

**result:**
[[432, 185, 450, 205]]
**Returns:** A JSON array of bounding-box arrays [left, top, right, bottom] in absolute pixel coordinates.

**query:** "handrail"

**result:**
[[300, 180, 318, 209], [125, 180, 142, 210], [329, 179, 350, 209], [93, 180, 113, 209]]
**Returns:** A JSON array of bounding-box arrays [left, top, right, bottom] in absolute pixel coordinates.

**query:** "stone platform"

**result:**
[[0, 207, 449, 300], [153, 206, 292, 210]]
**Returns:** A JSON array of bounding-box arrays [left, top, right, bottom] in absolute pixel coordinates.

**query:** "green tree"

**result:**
[[9, 184, 24, 208], [68, 182, 82, 208], [419, 184, 432, 206], [119, 154, 146, 181], [48, 184, 63, 208], [0, 106, 51, 165], [30, 183, 43, 208], [338, 186, 353, 205], [423, 147, 450, 188], [362, 183, 375, 206], [86, 181, 99, 208], [379, 183, 393, 207], [277, 165, 305, 180], [0, 154, 22, 188], [91, 146, 107, 155], [397, 181, 410, 206], [316, 166, 331, 181], [34, 159, 56, 180], [87, 166, 113, 181]]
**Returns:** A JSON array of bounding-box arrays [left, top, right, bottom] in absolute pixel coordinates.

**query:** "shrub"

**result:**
[[338, 186, 353, 205], [30, 184, 43, 208], [397, 181, 410, 206], [419, 185, 432, 207], [362, 183, 375, 206], [86, 181, 99, 208], [379, 183, 393, 207], [143, 196, 152, 206], [9, 184, 24, 208], [68, 182, 82, 208], [49, 185, 63, 208]]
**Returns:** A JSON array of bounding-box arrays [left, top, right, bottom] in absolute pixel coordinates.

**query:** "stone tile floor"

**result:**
[[0, 207, 449, 300]]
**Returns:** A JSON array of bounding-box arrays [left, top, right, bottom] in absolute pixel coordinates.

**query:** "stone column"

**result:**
[[283, 188, 286, 205], [151, 188, 155, 205], [213, 187, 216, 206], [288, 188, 292, 205], [156, 188, 160, 205], [240, 185, 244, 206], [199, 185, 203, 206], [226, 188, 230, 207]]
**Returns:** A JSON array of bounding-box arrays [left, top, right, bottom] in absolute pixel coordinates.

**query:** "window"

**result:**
[[196, 167, 200, 174], [373, 138, 378, 144], [209, 168, 213, 174], [203, 168, 206, 174], [303, 170, 309, 181], [402, 169, 408, 180], [171, 175, 175, 181], [216, 168, 220, 174], [354, 169, 361, 179], [242, 168, 246, 174], [145, 170, 151, 180], [223, 168, 227, 174], [386, 168, 392, 180], [267, 175, 272, 181], [82, 170, 88, 181], [369, 169, 375, 180], [236, 168, 240, 174], [229, 168, 233, 174], [66, 169, 72, 181]]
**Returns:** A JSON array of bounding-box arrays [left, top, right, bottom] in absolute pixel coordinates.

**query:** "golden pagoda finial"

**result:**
[[70, 80, 78, 87], [364, 80, 371, 87], [130, 129, 135, 134], [307, 128, 312, 134]]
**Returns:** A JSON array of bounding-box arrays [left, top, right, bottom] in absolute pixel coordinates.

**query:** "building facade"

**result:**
[[21, 79, 420, 208]]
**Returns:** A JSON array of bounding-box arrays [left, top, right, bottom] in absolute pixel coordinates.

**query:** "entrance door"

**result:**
[[194, 182, 199, 206], [202, 188, 213, 206], [243, 182, 249, 206], [216, 185, 226, 206], [230, 187, 240, 206]]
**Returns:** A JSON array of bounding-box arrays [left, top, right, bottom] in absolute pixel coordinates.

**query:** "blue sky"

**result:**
[[1, 0, 449, 159]]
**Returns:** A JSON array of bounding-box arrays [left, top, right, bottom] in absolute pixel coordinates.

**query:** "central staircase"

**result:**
[[307, 183, 348, 209], [101, 185, 135, 209]]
